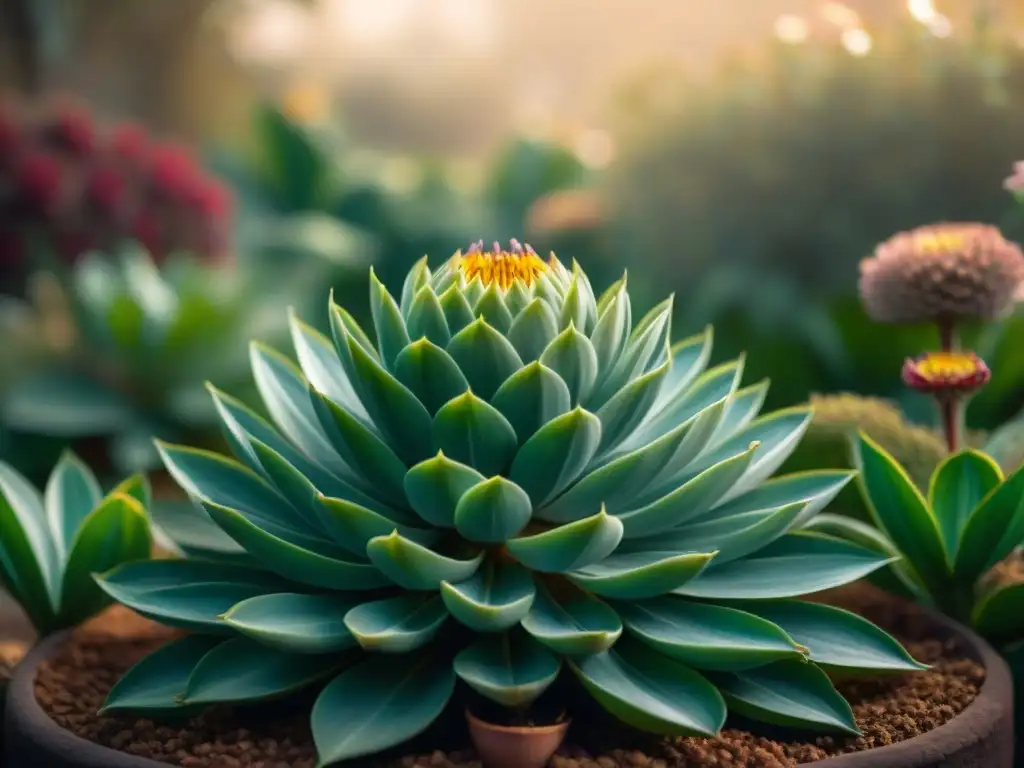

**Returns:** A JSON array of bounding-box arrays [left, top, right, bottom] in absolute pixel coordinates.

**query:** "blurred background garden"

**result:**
[[0, 0, 1022, 499]]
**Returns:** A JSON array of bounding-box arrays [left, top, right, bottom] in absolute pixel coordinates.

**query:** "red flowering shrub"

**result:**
[[0, 98, 233, 278]]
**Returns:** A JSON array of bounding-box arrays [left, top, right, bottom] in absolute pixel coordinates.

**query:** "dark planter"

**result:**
[[4, 611, 1015, 768]]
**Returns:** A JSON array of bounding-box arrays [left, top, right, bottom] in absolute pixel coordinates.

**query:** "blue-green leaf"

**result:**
[[588, 298, 672, 408], [312, 652, 455, 764], [400, 256, 431, 317], [446, 317, 523, 401], [491, 362, 571, 446], [344, 593, 449, 653], [433, 391, 518, 476], [707, 380, 770, 449], [454, 476, 532, 544], [455, 630, 560, 708], [475, 282, 514, 333], [589, 282, 630, 375], [440, 558, 536, 632], [406, 285, 451, 348], [698, 470, 855, 530], [369, 268, 411, 370], [509, 407, 602, 507], [288, 311, 371, 426], [314, 493, 436, 557], [438, 283, 476, 336], [393, 338, 469, 415], [44, 451, 102, 561], [520, 583, 621, 656], [366, 531, 483, 590], [508, 298, 560, 363], [595, 356, 670, 455], [928, 450, 1003, 559], [571, 636, 725, 737], [539, 324, 598, 406], [507, 507, 623, 573], [569, 551, 716, 600], [617, 598, 803, 672], [222, 593, 360, 654], [404, 452, 485, 528]]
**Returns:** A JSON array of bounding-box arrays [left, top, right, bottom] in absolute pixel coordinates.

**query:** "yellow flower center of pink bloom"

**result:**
[[915, 351, 981, 380], [458, 244, 552, 289], [913, 230, 969, 254]]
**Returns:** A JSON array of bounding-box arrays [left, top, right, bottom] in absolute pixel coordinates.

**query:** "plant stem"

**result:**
[[938, 394, 964, 453], [937, 316, 958, 351]]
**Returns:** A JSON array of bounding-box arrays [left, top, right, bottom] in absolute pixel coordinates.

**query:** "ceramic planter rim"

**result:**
[[3, 606, 1014, 768]]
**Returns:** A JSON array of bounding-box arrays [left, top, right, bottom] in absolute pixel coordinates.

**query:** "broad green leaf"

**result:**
[[589, 282, 630, 375], [569, 551, 716, 600], [288, 311, 371, 426], [539, 324, 598, 406], [712, 660, 859, 734], [571, 636, 725, 737], [202, 500, 390, 590], [109, 473, 152, 512], [438, 282, 476, 336], [973, 582, 1024, 643], [0, 461, 59, 628], [94, 559, 288, 632], [433, 391, 518, 476], [595, 356, 670, 455], [446, 317, 523, 400], [393, 338, 469, 415], [366, 531, 483, 590], [57, 493, 151, 627], [455, 630, 561, 708], [509, 407, 602, 507], [184, 637, 338, 705], [738, 600, 926, 672], [249, 439, 328, 533], [954, 464, 1024, 582], [475, 282, 514, 333], [45, 451, 102, 561], [404, 452, 485, 528], [406, 285, 451, 347], [312, 652, 455, 764], [521, 583, 622, 656], [344, 594, 449, 653], [454, 476, 532, 543], [314, 493, 436, 557], [677, 533, 893, 600], [617, 597, 803, 672], [369, 268, 411, 369], [440, 558, 536, 632], [507, 508, 623, 573], [311, 389, 408, 508], [617, 443, 758, 539], [400, 256, 431, 317], [222, 593, 360, 654], [855, 433, 951, 590], [929, 450, 1003, 558], [148, 499, 250, 564], [507, 298, 560, 362], [101, 635, 223, 714], [698, 471, 855, 531], [491, 362, 571, 445]]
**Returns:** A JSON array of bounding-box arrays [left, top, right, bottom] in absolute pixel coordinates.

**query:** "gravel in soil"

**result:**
[[35, 586, 984, 768]]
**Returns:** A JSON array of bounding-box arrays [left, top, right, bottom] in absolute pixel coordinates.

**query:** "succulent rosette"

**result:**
[[96, 242, 921, 766]]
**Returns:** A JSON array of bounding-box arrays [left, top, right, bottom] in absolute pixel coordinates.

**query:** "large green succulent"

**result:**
[[97, 245, 921, 766]]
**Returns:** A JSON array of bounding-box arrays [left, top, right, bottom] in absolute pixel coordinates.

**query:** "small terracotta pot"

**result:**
[[465, 709, 569, 768]]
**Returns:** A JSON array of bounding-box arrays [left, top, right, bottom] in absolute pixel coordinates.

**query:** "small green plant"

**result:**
[[97, 243, 922, 766], [0, 452, 152, 636]]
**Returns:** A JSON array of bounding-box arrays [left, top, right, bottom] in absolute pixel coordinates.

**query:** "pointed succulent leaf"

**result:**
[[509, 407, 602, 507], [463, 274, 485, 306], [854, 433, 950, 590], [289, 311, 371, 426], [650, 327, 714, 413], [507, 507, 623, 573], [505, 278, 532, 316], [571, 636, 725, 737], [446, 317, 523, 400], [708, 380, 770, 449], [148, 498, 250, 564], [366, 531, 483, 590], [928, 450, 1003, 558], [404, 452, 485, 528], [0, 462, 59, 628], [589, 298, 672, 408], [954, 463, 1024, 582], [520, 583, 622, 656], [328, 296, 378, 361], [400, 256, 431, 317], [312, 652, 455, 765], [616, 598, 803, 671], [344, 593, 449, 652], [492, 362, 572, 445], [712, 660, 859, 734], [183, 637, 336, 705], [677, 533, 893, 600], [93, 559, 289, 633], [406, 285, 452, 347], [618, 443, 759, 539], [248, 439, 327, 533], [45, 451, 102, 561], [369, 269, 411, 370], [699, 470, 855, 530], [539, 323, 598, 406], [202, 501, 390, 590], [455, 630, 561, 708], [973, 582, 1024, 643], [475, 281, 514, 333], [595, 355, 670, 455], [569, 551, 716, 600], [454, 476, 532, 543], [589, 283, 631, 375], [57, 492, 151, 627], [596, 271, 627, 315], [109, 472, 151, 511], [440, 558, 536, 632], [101, 635, 223, 714], [438, 282, 476, 336], [221, 593, 360, 654], [433, 391, 518, 476], [559, 275, 589, 331], [393, 338, 469, 415], [314, 493, 437, 557], [570, 261, 599, 333], [508, 298, 560, 363], [737, 600, 926, 672]]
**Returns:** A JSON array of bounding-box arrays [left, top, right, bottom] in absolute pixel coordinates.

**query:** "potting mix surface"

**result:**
[[33, 584, 984, 768]]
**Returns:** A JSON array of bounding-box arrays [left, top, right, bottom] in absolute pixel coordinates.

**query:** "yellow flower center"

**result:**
[[916, 351, 980, 379], [458, 240, 551, 289], [913, 230, 968, 254]]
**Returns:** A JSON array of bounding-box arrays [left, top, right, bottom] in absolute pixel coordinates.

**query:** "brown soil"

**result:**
[[34, 586, 985, 768]]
